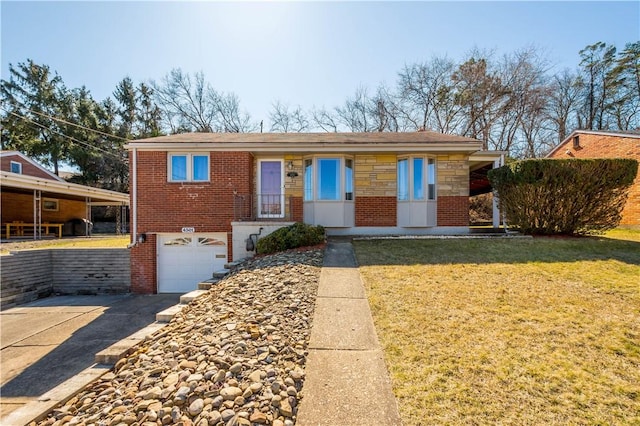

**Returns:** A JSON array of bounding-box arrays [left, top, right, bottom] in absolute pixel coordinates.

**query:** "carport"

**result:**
[[1, 171, 129, 239], [468, 151, 506, 227]]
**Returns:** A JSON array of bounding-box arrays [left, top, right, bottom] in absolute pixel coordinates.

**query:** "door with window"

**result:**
[[258, 160, 284, 218]]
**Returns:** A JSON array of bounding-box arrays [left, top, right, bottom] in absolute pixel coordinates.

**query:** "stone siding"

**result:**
[[354, 154, 397, 197], [437, 154, 470, 197]]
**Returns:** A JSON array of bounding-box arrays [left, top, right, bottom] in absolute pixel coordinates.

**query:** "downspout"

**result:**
[[127, 148, 138, 249]]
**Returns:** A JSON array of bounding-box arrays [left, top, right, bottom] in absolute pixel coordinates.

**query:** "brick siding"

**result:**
[[355, 196, 397, 226], [548, 133, 640, 226], [437, 195, 470, 226], [131, 151, 253, 293], [1, 154, 59, 180]]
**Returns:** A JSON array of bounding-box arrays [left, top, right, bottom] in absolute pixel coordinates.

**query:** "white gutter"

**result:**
[[128, 148, 138, 248]]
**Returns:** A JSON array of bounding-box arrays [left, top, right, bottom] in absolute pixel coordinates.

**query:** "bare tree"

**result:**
[[269, 101, 309, 132], [335, 86, 372, 132], [547, 69, 581, 143], [398, 56, 462, 132], [152, 69, 256, 133], [310, 106, 339, 132]]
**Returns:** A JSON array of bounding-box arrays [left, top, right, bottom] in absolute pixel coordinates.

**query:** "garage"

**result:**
[[157, 233, 227, 293]]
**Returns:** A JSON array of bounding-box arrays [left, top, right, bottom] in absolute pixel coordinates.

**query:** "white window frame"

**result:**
[[397, 156, 436, 202], [168, 153, 210, 182], [10, 161, 22, 174], [304, 156, 355, 202], [43, 198, 59, 211]]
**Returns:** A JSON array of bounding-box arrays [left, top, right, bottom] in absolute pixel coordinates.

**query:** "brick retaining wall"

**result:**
[[1, 248, 130, 309]]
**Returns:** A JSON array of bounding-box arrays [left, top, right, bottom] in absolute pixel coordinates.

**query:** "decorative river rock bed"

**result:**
[[33, 248, 324, 426]]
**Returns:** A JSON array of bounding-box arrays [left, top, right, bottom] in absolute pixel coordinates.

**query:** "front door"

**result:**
[[258, 160, 284, 218]]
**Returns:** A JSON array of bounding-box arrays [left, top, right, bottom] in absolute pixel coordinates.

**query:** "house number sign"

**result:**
[[181, 227, 195, 233]]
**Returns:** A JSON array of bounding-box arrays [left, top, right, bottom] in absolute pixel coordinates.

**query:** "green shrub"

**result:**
[[256, 222, 326, 254], [488, 158, 638, 235]]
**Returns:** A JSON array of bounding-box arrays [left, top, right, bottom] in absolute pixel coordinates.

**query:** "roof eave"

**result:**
[[1, 172, 130, 204], [125, 141, 483, 153]]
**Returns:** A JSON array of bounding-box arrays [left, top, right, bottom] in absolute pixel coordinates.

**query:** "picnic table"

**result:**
[[4, 221, 64, 239]]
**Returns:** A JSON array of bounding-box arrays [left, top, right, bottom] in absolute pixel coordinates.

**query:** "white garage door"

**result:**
[[157, 233, 227, 293]]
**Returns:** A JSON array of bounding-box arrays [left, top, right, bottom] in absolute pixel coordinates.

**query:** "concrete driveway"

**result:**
[[0, 294, 179, 419]]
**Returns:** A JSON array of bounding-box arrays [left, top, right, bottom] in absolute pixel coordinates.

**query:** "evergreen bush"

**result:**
[[256, 222, 326, 254], [488, 158, 637, 235]]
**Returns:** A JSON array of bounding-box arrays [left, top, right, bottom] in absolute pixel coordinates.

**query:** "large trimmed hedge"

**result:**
[[488, 158, 637, 235], [256, 222, 325, 255]]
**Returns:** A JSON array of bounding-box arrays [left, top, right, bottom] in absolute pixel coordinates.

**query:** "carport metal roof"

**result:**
[[1, 171, 129, 206]]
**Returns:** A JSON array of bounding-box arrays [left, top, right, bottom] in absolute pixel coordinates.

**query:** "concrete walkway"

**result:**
[[296, 241, 402, 425]]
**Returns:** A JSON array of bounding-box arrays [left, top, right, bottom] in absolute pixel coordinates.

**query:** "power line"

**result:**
[[1, 102, 131, 142], [27, 107, 131, 142], [4, 109, 127, 162]]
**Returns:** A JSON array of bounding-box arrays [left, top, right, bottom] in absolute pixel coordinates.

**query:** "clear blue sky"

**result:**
[[2, 1, 639, 127]]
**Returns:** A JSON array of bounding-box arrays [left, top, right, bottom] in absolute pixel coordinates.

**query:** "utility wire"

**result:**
[[1, 103, 131, 142], [5, 110, 127, 162], [27, 107, 131, 142]]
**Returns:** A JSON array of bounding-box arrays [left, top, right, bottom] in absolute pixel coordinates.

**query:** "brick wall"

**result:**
[[355, 196, 397, 226], [548, 133, 640, 226], [130, 234, 157, 294], [290, 196, 303, 222], [1, 192, 86, 226], [1, 248, 130, 308], [1, 154, 59, 180], [132, 151, 253, 293], [437, 196, 470, 226]]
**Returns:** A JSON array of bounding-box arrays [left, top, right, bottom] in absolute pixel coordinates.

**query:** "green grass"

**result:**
[[0, 235, 130, 254], [355, 230, 640, 425]]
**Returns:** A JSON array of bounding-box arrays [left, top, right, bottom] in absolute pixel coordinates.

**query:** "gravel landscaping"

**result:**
[[33, 247, 323, 426]]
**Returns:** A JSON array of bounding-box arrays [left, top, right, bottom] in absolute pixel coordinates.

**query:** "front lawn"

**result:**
[[355, 230, 640, 425]]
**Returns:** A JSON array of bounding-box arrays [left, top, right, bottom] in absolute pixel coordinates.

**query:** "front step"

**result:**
[[180, 289, 208, 304], [212, 268, 230, 279], [198, 278, 220, 290]]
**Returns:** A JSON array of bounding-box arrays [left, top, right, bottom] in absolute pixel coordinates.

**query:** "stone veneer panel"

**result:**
[[436, 154, 470, 197]]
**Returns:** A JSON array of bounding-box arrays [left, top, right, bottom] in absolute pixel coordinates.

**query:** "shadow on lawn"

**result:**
[[353, 235, 640, 266]]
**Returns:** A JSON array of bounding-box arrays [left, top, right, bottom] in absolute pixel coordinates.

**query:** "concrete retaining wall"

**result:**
[[1, 248, 130, 309], [0, 250, 53, 308]]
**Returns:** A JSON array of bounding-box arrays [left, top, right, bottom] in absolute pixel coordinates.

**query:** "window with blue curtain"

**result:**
[[192, 155, 209, 181], [169, 154, 209, 182], [171, 155, 187, 181]]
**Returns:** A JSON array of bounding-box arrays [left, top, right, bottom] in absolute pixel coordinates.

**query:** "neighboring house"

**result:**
[[546, 130, 640, 227], [1, 151, 130, 238], [126, 132, 504, 294]]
